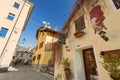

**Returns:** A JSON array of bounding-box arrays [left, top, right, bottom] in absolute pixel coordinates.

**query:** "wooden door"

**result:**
[[82, 48, 97, 80]]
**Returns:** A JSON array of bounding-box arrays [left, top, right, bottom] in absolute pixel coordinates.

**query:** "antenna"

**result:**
[[42, 21, 46, 24], [42, 21, 51, 28], [54, 26, 57, 31]]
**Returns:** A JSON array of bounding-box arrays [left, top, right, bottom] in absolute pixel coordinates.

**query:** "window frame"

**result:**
[[37, 54, 41, 60], [13, 2, 20, 9], [0, 27, 8, 37], [7, 13, 15, 21], [39, 41, 44, 49], [21, 53, 23, 57], [45, 43, 52, 51], [75, 15, 85, 33]]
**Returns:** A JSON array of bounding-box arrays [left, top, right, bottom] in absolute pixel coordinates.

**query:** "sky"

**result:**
[[19, 0, 76, 48]]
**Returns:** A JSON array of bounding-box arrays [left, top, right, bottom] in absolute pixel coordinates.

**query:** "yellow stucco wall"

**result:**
[[32, 30, 58, 65], [54, 0, 120, 80]]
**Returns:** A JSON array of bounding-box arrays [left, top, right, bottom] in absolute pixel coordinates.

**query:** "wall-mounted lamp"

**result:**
[[65, 45, 70, 52], [99, 31, 108, 41], [66, 49, 70, 52]]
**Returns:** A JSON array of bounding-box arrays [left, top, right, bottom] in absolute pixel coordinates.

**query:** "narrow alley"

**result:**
[[0, 65, 53, 80]]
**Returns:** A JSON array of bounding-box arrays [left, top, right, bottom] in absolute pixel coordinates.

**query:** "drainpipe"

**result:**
[[0, 0, 27, 67]]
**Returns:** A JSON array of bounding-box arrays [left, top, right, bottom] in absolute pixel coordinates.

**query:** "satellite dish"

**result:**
[[42, 21, 51, 28], [42, 21, 46, 24], [47, 22, 50, 25]]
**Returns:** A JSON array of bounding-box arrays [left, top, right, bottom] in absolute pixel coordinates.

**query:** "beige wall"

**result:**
[[54, 0, 120, 80], [0, 0, 33, 66]]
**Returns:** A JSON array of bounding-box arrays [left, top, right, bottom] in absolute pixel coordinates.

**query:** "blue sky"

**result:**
[[19, 0, 76, 48]]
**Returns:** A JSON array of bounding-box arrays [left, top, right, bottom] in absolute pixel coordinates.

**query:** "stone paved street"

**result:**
[[0, 65, 53, 80]]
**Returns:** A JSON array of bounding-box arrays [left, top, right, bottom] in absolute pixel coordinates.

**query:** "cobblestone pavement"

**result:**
[[0, 65, 53, 80]]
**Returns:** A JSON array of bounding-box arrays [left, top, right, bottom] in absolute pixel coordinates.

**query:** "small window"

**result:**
[[112, 0, 120, 9], [13, 2, 20, 9], [0, 27, 8, 37], [39, 42, 44, 49], [7, 13, 15, 21], [30, 55, 32, 58], [75, 15, 85, 33], [21, 53, 23, 57], [37, 54, 41, 60], [45, 43, 52, 51]]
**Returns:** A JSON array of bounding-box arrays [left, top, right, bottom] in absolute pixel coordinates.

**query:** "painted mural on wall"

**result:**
[[90, 4, 109, 41]]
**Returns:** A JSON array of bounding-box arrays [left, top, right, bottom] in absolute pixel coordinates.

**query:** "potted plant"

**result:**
[[101, 54, 120, 80], [61, 58, 71, 80]]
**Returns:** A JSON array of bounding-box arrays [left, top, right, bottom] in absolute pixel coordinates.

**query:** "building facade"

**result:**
[[12, 45, 34, 65], [32, 27, 65, 73], [0, 0, 33, 68], [54, 0, 120, 80]]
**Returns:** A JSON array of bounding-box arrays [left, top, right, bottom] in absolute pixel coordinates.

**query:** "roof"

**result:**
[[36, 27, 66, 39], [16, 45, 34, 54], [16, 45, 27, 52], [62, 0, 82, 31]]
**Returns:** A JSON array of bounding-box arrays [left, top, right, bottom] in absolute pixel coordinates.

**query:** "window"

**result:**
[[45, 43, 52, 51], [13, 2, 20, 9], [112, 0, 120, 9], [21, 53, 23, 57], [7, 13, 15, 21], [75, 15, 85, 33], [37, 54, 41, 60], [39, 42, 44, 49], [0, 27, 8, 37], [30, 55, 32, 58]]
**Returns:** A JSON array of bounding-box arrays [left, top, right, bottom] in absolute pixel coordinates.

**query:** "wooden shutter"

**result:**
[[75, 15, 85, 33]]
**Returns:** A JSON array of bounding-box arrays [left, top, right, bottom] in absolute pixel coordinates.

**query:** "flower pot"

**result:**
[[74, 31, 85, 38], [64, 68, 71, 80]]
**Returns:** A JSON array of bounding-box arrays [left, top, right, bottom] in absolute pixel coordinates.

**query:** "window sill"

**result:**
[[74, 31, 85, 38]]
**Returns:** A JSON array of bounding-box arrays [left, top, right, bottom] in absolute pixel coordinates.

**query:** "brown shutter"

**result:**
[[75, 15, 85, 33]]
